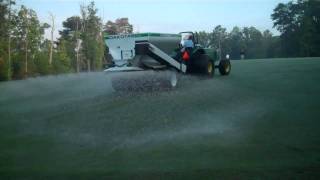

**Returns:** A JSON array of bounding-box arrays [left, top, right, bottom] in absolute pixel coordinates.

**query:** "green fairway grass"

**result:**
[[1, 58, 320, 179]]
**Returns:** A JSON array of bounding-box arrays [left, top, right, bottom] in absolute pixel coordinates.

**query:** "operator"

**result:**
[[179, 34, 194, 72], [181, 35, 194, 49]]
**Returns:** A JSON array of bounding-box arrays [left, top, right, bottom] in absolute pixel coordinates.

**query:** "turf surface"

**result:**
[[1, 58, 320, 179]]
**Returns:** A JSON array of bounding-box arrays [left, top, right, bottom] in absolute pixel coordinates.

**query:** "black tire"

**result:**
[[192, 54, 215, 77], [219, 60, 231, 76], [201, 55, 215, 77]]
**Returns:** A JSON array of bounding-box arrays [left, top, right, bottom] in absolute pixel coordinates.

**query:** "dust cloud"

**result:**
[[0, 70, 262, 152]]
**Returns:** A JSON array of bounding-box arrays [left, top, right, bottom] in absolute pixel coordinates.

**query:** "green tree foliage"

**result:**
[[272, 0, 320, 57], [0, 0, 15, 80], [211, 25, 229, 57], [243, 27, 264, 59], [0, 1, 106, 81], [228, 26, 244, 59], [53, 40, 71, 73], [9, 5, 48, 78], [34, 51, 50, 75], [197, 31, 211, 48], [196, 25, 281, 60], [56, 1, 105, 73], [80, 2, 104, 72], [59, 16, 82, 71], [0, 57, 9, 81], [104, 18, 133, 35], [262, 30, 281, 58]]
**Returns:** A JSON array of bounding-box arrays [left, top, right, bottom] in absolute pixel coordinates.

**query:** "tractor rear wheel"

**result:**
[[193, 54, 214, 77], [201, 55, 215, 77], [219, 59, 231, 75], [206, 60, 214, 77]]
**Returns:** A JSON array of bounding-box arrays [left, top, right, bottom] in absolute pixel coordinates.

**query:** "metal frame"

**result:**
[[136, 42, 187, 73]]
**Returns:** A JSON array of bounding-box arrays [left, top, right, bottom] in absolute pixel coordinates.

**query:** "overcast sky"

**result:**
[[19, 0, 290, 39]]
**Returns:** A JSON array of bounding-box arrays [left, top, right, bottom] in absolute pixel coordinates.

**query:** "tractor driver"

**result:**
[[181, 34, 194, 49], [179, 34, 194, 72]]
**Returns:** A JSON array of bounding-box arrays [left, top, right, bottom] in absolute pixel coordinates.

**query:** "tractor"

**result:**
[[104, 31, 231, 90]]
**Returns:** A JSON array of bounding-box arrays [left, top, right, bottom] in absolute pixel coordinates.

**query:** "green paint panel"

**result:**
[[204, 48, 217, 61]]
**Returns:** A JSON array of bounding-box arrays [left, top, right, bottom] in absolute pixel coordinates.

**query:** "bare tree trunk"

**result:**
[[25, 39, 28, 74], [25, 11, 29, 75], [76, 52, 80, 73], [87, 59, 91, 72], [7, 0, 12, 79], [80, 4, 90, 73], [8, 32, 11, 78], [49, 12, 55, 65], [76, 21, 80, 73]]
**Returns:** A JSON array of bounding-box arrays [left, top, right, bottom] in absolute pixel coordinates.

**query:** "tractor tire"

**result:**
[[218, 59, 231, 76], [198, 54, 215, 77]]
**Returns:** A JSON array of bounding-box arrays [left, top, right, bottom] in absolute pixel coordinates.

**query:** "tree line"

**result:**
[[0, 1, 105, 81], [272, 0, 320, 57], [0, 0, 319, 81], [196, 0, 320, 60], [196, 26, 281, 60]]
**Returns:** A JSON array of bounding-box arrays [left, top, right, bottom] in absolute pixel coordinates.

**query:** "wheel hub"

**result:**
[[225, 64, 230, 72]]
